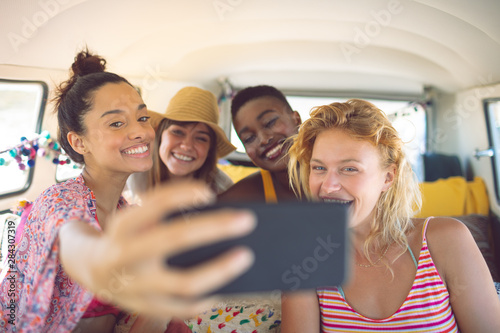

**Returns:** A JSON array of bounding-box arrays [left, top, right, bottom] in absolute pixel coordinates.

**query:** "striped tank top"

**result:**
[[317, 217, 459, 332]]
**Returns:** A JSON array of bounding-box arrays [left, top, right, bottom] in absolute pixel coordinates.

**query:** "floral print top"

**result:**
[[0, 174, 127, 332]]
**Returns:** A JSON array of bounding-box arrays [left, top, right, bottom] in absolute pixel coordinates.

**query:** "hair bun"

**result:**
[[71, 49, 106, 77]]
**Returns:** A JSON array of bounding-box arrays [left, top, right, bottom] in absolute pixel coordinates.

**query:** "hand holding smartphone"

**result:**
[[165, 201, 349, 296]]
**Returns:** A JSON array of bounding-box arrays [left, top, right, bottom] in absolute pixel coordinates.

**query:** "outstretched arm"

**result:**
[[59, 181, 256, 319]]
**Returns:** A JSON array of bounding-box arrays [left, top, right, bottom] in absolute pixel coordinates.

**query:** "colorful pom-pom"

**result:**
[[0, 133, 70, 169], [41, 130, 50, 139], [38, 137, 47, 147]]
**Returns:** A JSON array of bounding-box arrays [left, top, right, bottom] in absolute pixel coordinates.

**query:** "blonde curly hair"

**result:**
[[288, 99, 422, 265]]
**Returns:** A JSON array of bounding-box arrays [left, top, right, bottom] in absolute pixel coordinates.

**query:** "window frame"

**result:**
[[0, 79, 48, 199], [484, 97, 500, 204]]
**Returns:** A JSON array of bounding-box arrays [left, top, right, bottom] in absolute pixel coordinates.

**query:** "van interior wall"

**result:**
[[130, 78, 208, 114], [432, 82, 500, 217]]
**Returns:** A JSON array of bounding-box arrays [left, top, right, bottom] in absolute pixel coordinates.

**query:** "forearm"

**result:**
[[53, 181, 256, 319], [59, 220, 102, 292]]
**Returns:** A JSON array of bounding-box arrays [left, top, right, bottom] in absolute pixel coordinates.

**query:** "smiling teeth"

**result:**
[[123, 145, 148, 154], [173, 153, 194, 161], [323, 199, 351, 204], [265, 144, 282, 158]]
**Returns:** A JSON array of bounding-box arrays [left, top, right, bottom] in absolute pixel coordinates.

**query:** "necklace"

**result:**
[[356, 244, 391, 268]]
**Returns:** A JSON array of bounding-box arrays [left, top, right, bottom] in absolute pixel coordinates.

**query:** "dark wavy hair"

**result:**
[[53, 48, 133, 163]]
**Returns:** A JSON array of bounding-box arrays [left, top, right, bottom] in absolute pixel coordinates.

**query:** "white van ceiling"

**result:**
[[1, 0, 499, 96]]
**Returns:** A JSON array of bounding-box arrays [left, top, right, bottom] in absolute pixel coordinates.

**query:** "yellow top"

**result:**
[[261, 169, 278, 203]]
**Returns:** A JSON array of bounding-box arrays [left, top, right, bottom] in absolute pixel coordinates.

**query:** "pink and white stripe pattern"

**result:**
[[317, 218, 459, 332]]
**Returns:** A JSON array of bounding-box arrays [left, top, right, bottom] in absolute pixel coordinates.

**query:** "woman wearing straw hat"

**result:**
[[129, 87, 235, 199]]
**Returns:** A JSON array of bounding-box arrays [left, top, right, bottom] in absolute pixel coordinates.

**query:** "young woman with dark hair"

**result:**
[[0, 50, 255, 332]]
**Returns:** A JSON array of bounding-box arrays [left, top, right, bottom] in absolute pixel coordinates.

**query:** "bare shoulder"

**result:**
[[419, 217, 479, 281], [425, 216, 472, 240], [409, 216, 469, 238], [411, 216, 473, 254], [217, 171, 265, 202], [407, 217, 473, 260]]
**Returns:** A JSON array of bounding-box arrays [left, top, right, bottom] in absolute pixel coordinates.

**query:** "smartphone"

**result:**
[[165, 201, 349, 295]]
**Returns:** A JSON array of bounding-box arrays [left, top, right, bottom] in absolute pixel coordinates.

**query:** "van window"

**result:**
[[0, 80, 47, 197], [229, 95, 426, 181], [484, 98, 500, 202]]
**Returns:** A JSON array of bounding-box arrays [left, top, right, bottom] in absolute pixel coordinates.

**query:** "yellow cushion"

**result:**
[[415, 176, 490, 218], [416, 176, 467, 218], [465, 177, 489, 215], [218, 164, 259, 183]]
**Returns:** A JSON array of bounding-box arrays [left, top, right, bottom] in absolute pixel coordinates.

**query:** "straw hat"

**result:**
[[149, 87, 236, 158]]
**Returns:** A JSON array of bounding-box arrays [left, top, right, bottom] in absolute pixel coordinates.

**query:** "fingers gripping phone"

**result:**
[[165, 201, 349, 296]]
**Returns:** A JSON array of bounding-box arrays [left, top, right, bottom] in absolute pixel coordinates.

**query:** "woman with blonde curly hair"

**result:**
[[282, 99, 500, 332]]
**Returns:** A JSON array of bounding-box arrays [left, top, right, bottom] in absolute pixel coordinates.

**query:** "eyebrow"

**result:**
[[171, 124, 212, 139], [100, 103, 147, 118], [197, 130, 211, 136], [257, 109, 276, 120], [238, 109, 276, 136], [310, 157, 360, 164]]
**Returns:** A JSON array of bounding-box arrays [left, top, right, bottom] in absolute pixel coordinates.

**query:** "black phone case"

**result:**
[[165, 201, 349, 295]]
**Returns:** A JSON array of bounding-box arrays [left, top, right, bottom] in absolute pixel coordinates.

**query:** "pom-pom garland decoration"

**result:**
[[0, 130, 80, 170], [11, 199, 32, 216]]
